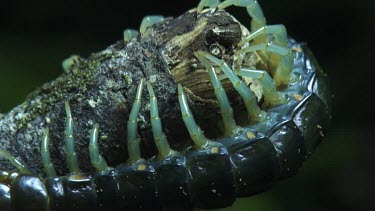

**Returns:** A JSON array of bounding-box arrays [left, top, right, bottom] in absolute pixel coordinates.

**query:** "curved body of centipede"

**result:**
[[0, 0, 331, 210]]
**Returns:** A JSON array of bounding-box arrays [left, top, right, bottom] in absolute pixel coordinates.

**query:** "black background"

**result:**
[[0, 0, 374, 210]]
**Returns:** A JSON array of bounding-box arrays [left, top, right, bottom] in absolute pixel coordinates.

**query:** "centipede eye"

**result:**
[[209, 43, 226, 56]]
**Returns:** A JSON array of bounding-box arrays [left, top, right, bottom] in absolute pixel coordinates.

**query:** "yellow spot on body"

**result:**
[[211, 147, 219, 154], [293, 94, 304, 101], [246, 132, 255, 139], [70, 173, 87, 180], [138, 164, 147, 171]]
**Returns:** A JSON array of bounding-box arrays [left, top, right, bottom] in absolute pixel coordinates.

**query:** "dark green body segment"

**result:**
[[268, 120, 307, 178], [45, 178, 65, 211], [94, 169, 119, 211], [64, 173, 98, 211], [292, 93, 329, 155], [153, 156, 192, 211], [0, 183, 11, 211], [116, 162, 161, 211], [11, 175, 48, 211], [185, 144, 236, 209], [219, 132, 280, 197]]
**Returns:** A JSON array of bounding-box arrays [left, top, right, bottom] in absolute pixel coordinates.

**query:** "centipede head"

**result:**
[[142, 8, 255, 101]]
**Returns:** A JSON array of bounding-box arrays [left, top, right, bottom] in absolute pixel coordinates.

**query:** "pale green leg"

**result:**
[[219, 0, 266, 32], [197, 51, 266, 122], [237, 24, 288, 47], [41, 128, 57, 177], [236, 43, 293, 86], [140, 16, 165, 34], [146, 81, 176, 159], [89, 124, 109, 172], [127, 79, 144, 164], [64, 101, 80, 173], [0, 150, 31, 174], [197, 0, 221, 12], [239, 69, 286, 106], [62, 55, 80, 73], [194, 52, 237, 137], [178, 84, 209, 148], [123, 29, 139, 43]]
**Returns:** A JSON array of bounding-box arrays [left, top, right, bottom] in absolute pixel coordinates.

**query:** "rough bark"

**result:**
[[0, 9, 254, 175]]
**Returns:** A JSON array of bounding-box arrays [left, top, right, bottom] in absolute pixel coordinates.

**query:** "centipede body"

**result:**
[[0, 1, 331, 210]]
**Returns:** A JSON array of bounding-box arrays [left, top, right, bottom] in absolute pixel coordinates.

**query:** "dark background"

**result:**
[[0, 0, 374, 210]]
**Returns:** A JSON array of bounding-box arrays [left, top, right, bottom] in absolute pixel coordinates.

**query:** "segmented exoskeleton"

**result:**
[[0, 0, 331, 210]]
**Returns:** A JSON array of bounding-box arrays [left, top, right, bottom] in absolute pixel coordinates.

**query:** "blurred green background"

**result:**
[[0, 0, 374, 210]]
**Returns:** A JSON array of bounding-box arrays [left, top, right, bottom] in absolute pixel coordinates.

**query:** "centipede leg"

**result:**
[[0, 150, 30, 174], [237, 24, 293, 85], [62, 55, 80, 73], [146, 81, 176, 159], [195, 51, 282, 197], [236, 43, 294, 86], [178, 84, 236, 209], [238, 24, 288, 48], [197, 51, 266, 122], [147, 81, 192, 211], [197, 0, 220, 12], [40, 128, 57, 177], [238, 68, 286, 107], [64, 101, 80, 173], [194, 51, 238, 136], [178, 84, 210, 148], [140, 16, 165, 34], [89, 124, 109, 172], [123, 29, 139, 43], [218, 0, 266, 33], [127, 78, 144, 164]]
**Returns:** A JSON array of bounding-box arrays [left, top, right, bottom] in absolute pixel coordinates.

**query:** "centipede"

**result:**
[[0, 0, 331, 210]]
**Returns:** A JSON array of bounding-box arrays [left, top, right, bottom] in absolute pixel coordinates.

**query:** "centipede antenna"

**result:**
[[235, 43, 293, 86], [89, 124, 109, 172], [127, 78, 145, 164], [238, 68, 286, 106], [0, 150, 31, 174], [41, 128, 57, 177], [198, 51, 266, 122], [197, 0, 221, 12], [64, 101, 80, 173], [178, 84, 209, 148], [123, 29, 139, 43], [146, 81, 176, 159], [194, 51, 237, 136], [140, 16, 165, 34]]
